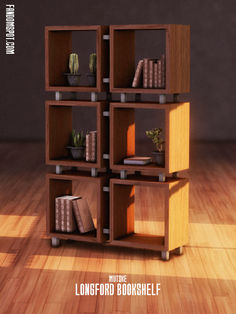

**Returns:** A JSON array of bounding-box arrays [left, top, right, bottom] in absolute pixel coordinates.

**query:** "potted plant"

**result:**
[[64, 53, 81, 86], [87, 53, 96, 86], [67, 129, 86, 160], [146, 128, 165, 166]]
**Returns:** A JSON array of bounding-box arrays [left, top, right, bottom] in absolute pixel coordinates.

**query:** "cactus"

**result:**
[[146, 128, 165, 152], [69, 53, 79, 74], [89, 53, 96, 74], [71, 129, 86, 147]]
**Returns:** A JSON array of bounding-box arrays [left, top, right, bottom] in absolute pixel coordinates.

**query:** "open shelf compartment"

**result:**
[[110, 102, 190, 174], [110, 176, 189, 251], [46, 100, 109, 169], [45, 25, 109, 92], [110, 24, 190, 94], [47, 172, 109, 243]]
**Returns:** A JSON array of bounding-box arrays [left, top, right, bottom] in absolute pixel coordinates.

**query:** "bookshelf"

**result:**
[[45, 24, 190, 260]]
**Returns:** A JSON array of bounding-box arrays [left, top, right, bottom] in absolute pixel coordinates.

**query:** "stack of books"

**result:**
[[132, 55, 165, 89], [55, 195, 95, 234], [86, 131, 97, 162]]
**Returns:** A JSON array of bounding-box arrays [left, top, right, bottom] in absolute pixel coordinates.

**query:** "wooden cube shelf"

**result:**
[[110, 24, 190, 94], [45, 25, 109, 92], [110, 102, 190, 174], [47, 172, 109, 243], [110, 176, 189, 252], [45, 100, 108, 169]]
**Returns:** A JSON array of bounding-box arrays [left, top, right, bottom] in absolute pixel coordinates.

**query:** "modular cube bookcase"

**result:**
[[45, 24, 190, 260]]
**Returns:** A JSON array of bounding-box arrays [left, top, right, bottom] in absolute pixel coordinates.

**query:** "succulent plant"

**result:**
[[71, 129, 86, 147], [146, 128, 165, 152], [89, 53, 96, 74], [69, 53, 79, 74]]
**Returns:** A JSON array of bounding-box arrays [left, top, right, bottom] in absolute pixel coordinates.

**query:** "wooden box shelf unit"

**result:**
[[45, 25, 109, 92], [45, 100, 108, 169], [110, 24, 190, 94], [110, 102, 190, 174], [47, 172, 109, 243], [110, 176, 189, 252]]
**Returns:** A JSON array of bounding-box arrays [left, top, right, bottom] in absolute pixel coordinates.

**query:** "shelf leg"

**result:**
[[175, 246, 183, 255], [173, 93, 179, 102], [159, 94, 166, 104], [91, 168, 98, 177], [56, 165, 63, 174], [91, 92, 98, 102], [55, 91, 62, 101], [158, 173, 166, 182], [51, 237, 61, 247], [120, 93, 127, 103], [161, 251, 169, 261], [120, 170, 127, 179]]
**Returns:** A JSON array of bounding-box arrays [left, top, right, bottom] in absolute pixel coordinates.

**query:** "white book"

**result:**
[[123, 156, 152, 165]]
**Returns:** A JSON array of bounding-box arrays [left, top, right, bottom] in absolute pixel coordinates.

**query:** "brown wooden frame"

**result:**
[[45, 25, 109, 92], [45, 100, 109, 169], [110, 24, 190, 94], [47, 172, 109, 243], [110, 176, 189, 251], [110, 102, 190, 174]]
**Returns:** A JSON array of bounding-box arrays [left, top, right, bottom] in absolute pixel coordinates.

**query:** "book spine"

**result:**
[[66, 199, 76, 233], [91, 131, 97, 162], [73, 201, 85, 233], [157, 59, 162, 88], [132, 59, 143, 88], [143, 58, 149, 88], [61, 199, 65, 232], [154, 62, 158, 88], [55, 198, 61, 231], [148, 60, 154, 88], [86, 133, 91, 162], [161, 54, 165, 88]]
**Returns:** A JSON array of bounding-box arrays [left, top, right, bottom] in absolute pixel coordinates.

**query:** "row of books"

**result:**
[[132, 55, 165, 89], [55, 195, 95, 234], [86, 130, 97, 162]]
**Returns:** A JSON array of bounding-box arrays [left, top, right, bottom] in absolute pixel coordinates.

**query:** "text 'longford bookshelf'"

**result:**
[[45, 24, 190, 260]]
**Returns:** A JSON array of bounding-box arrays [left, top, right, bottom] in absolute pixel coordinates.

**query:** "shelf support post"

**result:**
[[161, 251, 169, 261], [56, 165, 63, 174], [159, 94, 166, 104], [51, 237, 61, 247], [55, 91, 62, 101], [158, 173, 166, 182], [120, 170, 127, 179], [91, 168, 98, 177], [91, 92, 98, 102], [120, 93, 127, 103]]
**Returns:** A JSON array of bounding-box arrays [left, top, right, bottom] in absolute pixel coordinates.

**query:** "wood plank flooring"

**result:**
[[0, 141, 235, 314]]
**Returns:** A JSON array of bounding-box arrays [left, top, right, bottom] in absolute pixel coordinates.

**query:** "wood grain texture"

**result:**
[[0, 142, 236, 313]]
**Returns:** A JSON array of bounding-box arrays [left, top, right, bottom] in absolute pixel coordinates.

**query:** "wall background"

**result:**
[[0, 0, 235, 141]]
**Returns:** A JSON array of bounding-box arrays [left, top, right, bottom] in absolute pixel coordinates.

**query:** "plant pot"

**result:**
[[64, 73, 81, 86], [67, 146, 85, 160], [87, 73, 96, 87], [152, 151, 165, 167]]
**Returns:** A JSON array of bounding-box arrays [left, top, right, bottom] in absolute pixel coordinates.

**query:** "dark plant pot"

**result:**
[[67, 146, 85, 160], [64, 73, 81, 86], [152, 151, 165, 167], [87, 73, 96, 87]]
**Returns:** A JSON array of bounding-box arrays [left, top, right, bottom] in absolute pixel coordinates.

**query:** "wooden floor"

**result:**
[[0, 142, 236, 314]]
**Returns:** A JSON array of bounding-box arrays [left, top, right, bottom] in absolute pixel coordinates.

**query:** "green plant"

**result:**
[[69, 53, 79, 74], [146, 128, 165, 152], [71, 129, 86, 147], [89, 53, 96, 74]]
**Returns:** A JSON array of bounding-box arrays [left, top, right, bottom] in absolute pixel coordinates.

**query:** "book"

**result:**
[[157, 59, 162, 88], [86, 131, 97, 162], [55, 195, 80, 232], [143, 58, 149, 88], [148, 59, 154, 88], [161, 54, 165, 88], [123, 156, 152, 165], [132, 59, 143, 88], [154, 61, 158, 88], [72, 198, 95, 233]]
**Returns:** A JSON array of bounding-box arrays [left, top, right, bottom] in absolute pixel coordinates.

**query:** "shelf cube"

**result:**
[[110, 24, 190, 94], [45, 100, 108, 169], [45, 25, 109, 92], [47, 172, 109, 243], [110, 176, 189, 251], [110, 102, 190, 174]]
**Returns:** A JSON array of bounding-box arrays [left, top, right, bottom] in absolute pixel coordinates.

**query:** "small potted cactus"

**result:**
[[87, 53, 96, 86], [67, 130, 86, 160], [64, 53, 81, 86], [146, 128, 165, 166]]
